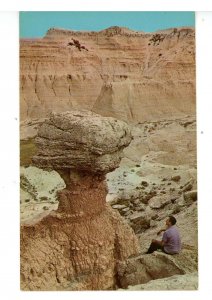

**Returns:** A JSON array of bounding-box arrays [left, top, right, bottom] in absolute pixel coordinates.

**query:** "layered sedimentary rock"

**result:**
[[20, 110, 139, 290], [20, 26, 195, 123], [32, 110, 132, 173]]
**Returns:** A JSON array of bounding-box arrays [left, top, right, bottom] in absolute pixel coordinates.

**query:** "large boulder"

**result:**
[[33, 110, 132, 174], [117, 249, 198, 288]]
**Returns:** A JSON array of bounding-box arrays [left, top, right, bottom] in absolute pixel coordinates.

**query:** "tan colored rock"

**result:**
[[124, 272, 198, 290], [20, 26, 195, 123], [19, 25, 197, 290], [171, 175, 181, 182], [117, 249, 198, 288], [149, 195, 171, 209], [21, 204, 139, 290], [129, 212, 151, 233], [183, 190, 197, 206], [20, 110, 139, 291], [33, 110, 132, 174]]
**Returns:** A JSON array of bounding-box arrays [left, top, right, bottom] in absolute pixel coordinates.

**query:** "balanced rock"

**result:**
[[33, 110, 132, 174], [21, 110, 139, 291]]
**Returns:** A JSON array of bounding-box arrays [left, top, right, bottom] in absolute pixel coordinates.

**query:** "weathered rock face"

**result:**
[[121, 272, 198, 290], [20, 26, 195, 123], [117, 248, 198, 288], [106, 115, 197, 234], [32, 110, 132, 174], [20, 110, 139, 291]]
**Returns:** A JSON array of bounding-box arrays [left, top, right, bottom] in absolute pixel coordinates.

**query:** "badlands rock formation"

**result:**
[[32, 110, 132, 173], [107, 115, 197, 233], [20, 25, 197, 290], [20, 26, 195, 123], [20, 111, 140, 291], [20, 114, 197, 290]]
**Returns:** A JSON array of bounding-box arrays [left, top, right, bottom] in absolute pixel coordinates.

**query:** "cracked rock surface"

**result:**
[[20, 110, 139, 291], [33, 110, 132, 174]]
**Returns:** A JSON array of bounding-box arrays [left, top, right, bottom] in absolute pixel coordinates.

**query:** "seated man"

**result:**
[[145, 215, 181, 254]]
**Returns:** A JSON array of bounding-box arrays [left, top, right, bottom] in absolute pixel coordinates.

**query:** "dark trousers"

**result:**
[[146, 241, 166, 254]]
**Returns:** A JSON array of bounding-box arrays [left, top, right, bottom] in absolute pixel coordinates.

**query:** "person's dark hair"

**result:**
[[169, 215, 177, 225]]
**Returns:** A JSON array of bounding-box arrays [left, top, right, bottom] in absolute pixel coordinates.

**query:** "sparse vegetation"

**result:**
[[20, 139, 37, 166], [67, 39, 88, 51], [149, 33, 165, 46]]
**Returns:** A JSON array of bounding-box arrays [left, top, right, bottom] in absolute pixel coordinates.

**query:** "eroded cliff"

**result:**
[[20, 26, 195, 123]]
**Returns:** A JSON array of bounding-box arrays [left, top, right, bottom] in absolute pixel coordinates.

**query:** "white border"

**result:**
[[0, 1, 212, 11], [1, 10, 212, 300], [0, 10, 20, 297], [196, 11, 212, 292]]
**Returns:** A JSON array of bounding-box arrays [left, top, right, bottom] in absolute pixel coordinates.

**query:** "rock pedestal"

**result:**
[[20, 110, 139, 290]]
